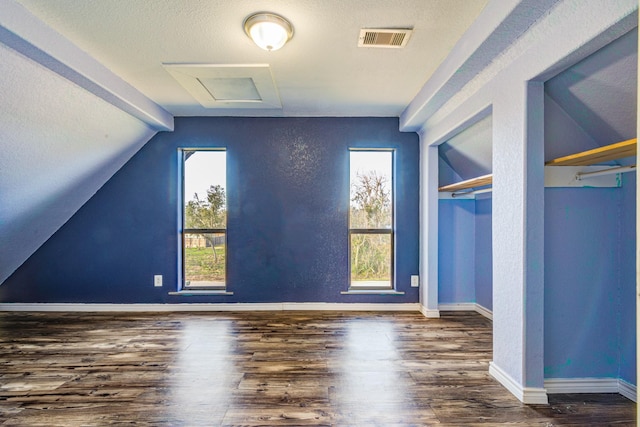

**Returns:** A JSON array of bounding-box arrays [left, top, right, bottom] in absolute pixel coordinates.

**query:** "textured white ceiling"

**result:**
[[17, 0, 488, 117]]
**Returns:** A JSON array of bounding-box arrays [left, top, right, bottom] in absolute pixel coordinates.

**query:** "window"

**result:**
[[181, 149, 227, 290], [349, 150, 394, 289]]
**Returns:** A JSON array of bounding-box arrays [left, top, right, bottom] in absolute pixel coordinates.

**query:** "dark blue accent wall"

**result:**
[[0, 117, 420, 304]]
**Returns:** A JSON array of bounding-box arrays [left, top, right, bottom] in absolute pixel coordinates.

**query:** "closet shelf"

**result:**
[[545, 138, 637, 166], [439, 138, 636, 193], [438, 173, 492, 192]]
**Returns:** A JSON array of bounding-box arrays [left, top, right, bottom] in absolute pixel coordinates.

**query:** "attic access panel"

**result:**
[[163, 64, 282, 109]]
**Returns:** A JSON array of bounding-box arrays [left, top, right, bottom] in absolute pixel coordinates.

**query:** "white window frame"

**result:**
[[179, 148, 228, 292], [348, 148, 396, 291]]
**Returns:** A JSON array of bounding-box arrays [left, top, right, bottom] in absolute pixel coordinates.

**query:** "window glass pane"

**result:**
[[184, 232, 226, 288], [350, 233, 392, 288], [349, 151, 392, 229], [183, 149, 227, 290], [184, 151, 226, 229]]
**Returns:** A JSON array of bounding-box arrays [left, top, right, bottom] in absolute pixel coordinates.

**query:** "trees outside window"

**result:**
[[349, 150, 394, 289], [182, 150, 226, 289]]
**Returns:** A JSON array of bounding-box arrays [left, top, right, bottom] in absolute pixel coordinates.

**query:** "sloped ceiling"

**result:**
[[0, 2, 172, 285], [545, 27, 638, 162], [438, 27, 637, 184], [438, 115, 492, 185], [0, 42, 158, 285]]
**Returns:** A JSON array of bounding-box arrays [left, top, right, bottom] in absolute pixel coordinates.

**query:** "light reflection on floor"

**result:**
[[169, 319, 241, 421], [333, 318, 411, 421]]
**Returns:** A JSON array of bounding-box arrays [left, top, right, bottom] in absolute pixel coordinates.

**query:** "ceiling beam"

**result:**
[[0, 0, 174, 132]]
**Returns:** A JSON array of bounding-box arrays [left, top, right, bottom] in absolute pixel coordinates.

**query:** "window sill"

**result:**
[[169, 290, 234, 296], [341, 289, 405, 295]]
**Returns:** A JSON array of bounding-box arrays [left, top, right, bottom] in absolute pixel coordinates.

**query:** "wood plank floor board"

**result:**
[[221, 405, 333, 426], [0, 311, 635, 425], [241, 361, 328, 374], [237, 375, 332, 392], [230, 389, 331, 407]]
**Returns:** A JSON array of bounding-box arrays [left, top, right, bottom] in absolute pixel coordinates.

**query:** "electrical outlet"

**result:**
[[411, 275, 419, 287], [154, 275, 163, 287]]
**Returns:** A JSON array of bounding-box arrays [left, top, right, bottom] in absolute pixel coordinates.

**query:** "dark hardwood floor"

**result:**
[[0, 311, 634, 426]]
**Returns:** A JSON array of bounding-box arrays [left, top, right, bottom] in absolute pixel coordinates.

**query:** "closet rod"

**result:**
[[575, 165, 636, 181], [451, 187, 493, 198]]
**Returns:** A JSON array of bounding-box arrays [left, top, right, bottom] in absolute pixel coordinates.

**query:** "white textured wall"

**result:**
[[419, 144, 439, 316], [491, 79, 545, 389], [0, 42, 157, 284]]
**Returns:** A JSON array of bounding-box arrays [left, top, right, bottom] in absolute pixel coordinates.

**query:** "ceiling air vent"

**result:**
[[358, 28, 412, 48]]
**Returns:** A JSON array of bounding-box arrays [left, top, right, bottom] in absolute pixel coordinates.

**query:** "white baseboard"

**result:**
[[618, 378, 637, 402], [280, 303, 420, 311], [438, 302, 476, 311], [1, 302, 493, 318], [438, 302, 493, 320], [490, 362, 549, 404], [0, 302, 420, 312], [419, 304, 440, 318], [474, 304, 493, 320], [545, 377, 637, 402], [545, 378, 618, 394]]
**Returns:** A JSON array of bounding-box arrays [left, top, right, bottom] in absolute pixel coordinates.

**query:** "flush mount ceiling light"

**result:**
[[244, 12, 293, 51]]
